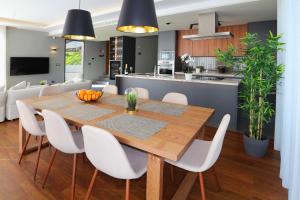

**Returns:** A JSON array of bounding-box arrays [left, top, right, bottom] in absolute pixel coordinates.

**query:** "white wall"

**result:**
[[83, 41, 107, 81], [135, 36, 158, 73], [0, 26, 6, 87], [6, 28, 65, 87]]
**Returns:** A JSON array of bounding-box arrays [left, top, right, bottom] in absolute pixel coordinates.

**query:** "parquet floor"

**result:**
[[0, 119, 287, 200]]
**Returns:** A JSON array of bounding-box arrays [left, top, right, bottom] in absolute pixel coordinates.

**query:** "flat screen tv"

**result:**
[[10, 57, 49, 76]]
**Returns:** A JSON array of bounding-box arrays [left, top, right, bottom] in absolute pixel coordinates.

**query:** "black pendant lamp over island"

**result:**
[[62, 0, 95, 41], [117, 0, 159, 33]]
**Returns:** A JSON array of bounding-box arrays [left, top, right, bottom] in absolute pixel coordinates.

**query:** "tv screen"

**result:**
[[10, 57, 49, 76]]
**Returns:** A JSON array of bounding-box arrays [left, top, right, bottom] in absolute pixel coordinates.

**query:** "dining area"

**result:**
[[17, 84, 229, 200]]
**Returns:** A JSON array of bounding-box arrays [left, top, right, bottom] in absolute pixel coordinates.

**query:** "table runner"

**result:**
[[96, 114, 167, 140], [101, 96, 125, 106], [34, 98, 76, 110], [139, 102, 187, 116], [61, 104, 115, 121]]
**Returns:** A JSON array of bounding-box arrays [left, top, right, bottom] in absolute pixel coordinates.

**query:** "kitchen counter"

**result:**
[[116, 73, 241, 130], [175, 71, 243, 79], [116, 74, 241, 86]]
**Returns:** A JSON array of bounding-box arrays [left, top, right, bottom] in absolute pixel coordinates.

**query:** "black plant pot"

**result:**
[[243, 134, 269, 157]]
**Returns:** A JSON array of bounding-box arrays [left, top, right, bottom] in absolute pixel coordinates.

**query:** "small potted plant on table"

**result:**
[[125, 88, 138, 114]]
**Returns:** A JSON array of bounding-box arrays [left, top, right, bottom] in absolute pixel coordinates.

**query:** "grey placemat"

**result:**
[[96, 114, 167, 140], [139, 102, 187, 116], [34, 98, 74, 110], [61, 104, 115, 121], [101, 96, 125, 106]]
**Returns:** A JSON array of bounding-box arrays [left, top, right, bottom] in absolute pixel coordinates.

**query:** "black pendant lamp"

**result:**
[[117, 0, 159, 33], [62, 0, 95, 40]]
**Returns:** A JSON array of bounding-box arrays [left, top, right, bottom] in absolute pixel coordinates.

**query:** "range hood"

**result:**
[[183, 12, 233, 40]]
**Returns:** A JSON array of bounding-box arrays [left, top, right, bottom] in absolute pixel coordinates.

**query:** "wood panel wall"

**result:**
[[176, 24, 248, 57]]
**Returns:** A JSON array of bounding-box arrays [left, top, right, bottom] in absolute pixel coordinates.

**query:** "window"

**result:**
[[64, 40, 84, 81]]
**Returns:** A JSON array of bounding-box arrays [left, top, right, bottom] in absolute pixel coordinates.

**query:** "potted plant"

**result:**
[[125, 88, 138, 114], [180, 54, 194, 80], [215, 44, 237, 73], [39, 80, 47, 85], [239, 32, 284, 157], [195, 66, 205, 74]]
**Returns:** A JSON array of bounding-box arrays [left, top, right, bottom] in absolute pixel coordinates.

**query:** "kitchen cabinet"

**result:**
[[176, 24, 248, 57]]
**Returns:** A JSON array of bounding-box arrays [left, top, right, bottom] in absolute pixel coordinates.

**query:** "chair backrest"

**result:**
[[201, 114, 230, 171], [135, 87, 149, 99], [162, 92, 188, 105], [42, 109, 82, 154], [39, 85, 64, 97], [102, 85, 118, 95], [16, 100, 44, 136], [82, 125, 139, 179]]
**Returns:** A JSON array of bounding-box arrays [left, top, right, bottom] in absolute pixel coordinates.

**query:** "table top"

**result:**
[[23, 92, 215, 161]]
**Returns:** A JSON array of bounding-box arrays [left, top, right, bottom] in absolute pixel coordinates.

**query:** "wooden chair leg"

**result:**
[[125, 179, 130, 200], [84, 169, 99, 200], [211, 166, 221, 192], [33, 135, 44, 181], [199, 172, 206, 200], [71, 154, 77, 200], [18, 134, 31, 164], [170, 165, 174, 182], [42, 149, 57, 188]]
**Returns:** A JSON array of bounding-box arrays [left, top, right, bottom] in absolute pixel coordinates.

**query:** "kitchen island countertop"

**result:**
[[116, 74, 241, 86]]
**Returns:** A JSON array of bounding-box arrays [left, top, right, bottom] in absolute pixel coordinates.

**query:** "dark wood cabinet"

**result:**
[[176, 24, 248, 57]]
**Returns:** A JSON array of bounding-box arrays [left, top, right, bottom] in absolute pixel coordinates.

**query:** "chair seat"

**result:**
[[166, 139, 211, 173], [122, 145, 147, 179]]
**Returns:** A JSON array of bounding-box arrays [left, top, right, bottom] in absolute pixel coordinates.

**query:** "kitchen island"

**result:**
[[116, 74, 241, 130]]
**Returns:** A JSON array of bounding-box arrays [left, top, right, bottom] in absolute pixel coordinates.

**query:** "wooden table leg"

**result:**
[[146, 154, 164, 200], [171, 172, 197, 200], [19, 119, 26, 153]]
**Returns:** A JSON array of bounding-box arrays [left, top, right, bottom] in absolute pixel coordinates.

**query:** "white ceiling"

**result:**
[[0, 0, 276, 41]]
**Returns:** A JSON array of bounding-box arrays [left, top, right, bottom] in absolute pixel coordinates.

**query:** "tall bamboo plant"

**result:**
[[239, 32, 284, 140]]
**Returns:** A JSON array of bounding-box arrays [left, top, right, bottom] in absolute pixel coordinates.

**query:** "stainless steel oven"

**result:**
[[158, 51, 175, 76]]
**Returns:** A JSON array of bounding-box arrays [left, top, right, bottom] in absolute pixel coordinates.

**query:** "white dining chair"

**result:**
[[166, 114, 230, 200], [39, 85, 64, 97], [102, 85, 118, 95], [162, 92, 188, 105], [135, 87, 149, 99], [81, 125, 147, 200], [41, 109, 84, 200], [16, 100, 46, 181]]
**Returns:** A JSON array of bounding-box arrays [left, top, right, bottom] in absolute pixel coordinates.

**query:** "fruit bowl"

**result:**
[[76, 90, 103, 102]]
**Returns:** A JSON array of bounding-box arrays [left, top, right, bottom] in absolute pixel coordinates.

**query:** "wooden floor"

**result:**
[[0, 119, 287, 200]]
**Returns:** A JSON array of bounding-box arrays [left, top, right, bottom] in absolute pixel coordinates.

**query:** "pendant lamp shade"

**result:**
[[62, 9, 95, 41], [117, 0, 159, 33]]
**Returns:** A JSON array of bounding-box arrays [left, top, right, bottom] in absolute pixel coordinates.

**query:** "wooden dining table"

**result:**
[[20, 92, 214, 200]]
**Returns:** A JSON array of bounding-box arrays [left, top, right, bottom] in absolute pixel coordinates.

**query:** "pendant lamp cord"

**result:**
[[78, 0, 81, 9]]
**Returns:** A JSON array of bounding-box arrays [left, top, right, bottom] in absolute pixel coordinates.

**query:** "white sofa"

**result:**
[[5, 80, 92, 121], [0, 90, 6, 122]]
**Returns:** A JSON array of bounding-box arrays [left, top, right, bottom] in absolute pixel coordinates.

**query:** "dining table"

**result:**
[[20, 91, 215, 200]]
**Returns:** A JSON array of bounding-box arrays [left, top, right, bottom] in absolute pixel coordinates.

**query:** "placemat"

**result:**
[[34, 98, 75, 110], [101, 96, 125, 106], [96, 114, 167, 140], [61, 104, 115, 121], [139, 102, 187, 116]]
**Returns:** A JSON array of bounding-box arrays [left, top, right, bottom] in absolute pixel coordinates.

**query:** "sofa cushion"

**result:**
[[9, 81, 27, 90], [0, 85, 5, 92]]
